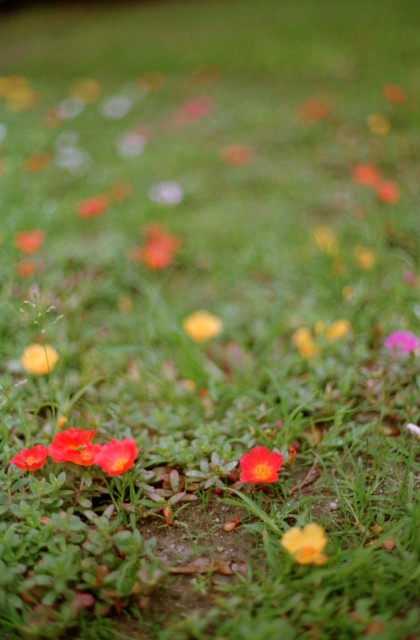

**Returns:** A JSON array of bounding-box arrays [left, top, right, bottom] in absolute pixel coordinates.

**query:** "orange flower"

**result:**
[[130, 223, 181, 270], [77, 195, 109, 218], [95, 438, 138, 475], [14, 229, 44, 254], [383, 84, 406, 105], [107, 182, 132, 203], [351, 164, 381, 188], [20, 344, 59, 375], [220, 144, 253, 166], [137, 71, 165, 93], [48, 428, 101, 466], [16, 260, 36, 278], [375, 181, 400, 204], [281, 523, 328, 565], [9, 444, 48, 471], [239, 446, 283, 483], [23, 152, 50, 174], [298, 98, 331, 123]]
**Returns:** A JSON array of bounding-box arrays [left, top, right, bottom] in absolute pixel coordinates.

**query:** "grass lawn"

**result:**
[[0, 0, 419, 638]]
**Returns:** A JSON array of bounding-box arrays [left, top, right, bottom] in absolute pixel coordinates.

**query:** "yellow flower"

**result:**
[[313, 320, 326, 336], [70, 78, 101, 103], [332, 258, 346, 275], [326, 319, 351, 341], [367, 114, 390, 136], [20, 344, 59, 375], [353, 246, 376, 271], [292, 328, 320, 359], [57, 416, 68, 429], [342, 285, 353, 300], [182, 311, 223, 342], [281, 523, 328, 565], [117, 294, 133, 314], [312, 226, 338, 255]]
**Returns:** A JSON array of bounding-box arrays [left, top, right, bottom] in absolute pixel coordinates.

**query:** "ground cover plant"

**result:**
[[0, 0, 419, 638]]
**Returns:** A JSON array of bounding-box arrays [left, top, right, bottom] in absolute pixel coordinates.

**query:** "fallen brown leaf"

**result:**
[[168, 557, 246, 576]]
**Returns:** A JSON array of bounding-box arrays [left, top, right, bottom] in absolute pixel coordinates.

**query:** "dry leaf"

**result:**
[[168, 558, 246, 576]]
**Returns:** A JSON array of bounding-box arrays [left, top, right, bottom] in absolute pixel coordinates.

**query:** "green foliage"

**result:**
[[0, 0, 419, 637]]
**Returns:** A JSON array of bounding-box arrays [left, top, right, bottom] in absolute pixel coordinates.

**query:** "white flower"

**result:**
[[405, 423, 420, 437], [0, 123, 8, 143], [57, 97, 85, 120], [101, 95, 132, 120], [117, 132, 146, 158], [148, 181, 184, 206]]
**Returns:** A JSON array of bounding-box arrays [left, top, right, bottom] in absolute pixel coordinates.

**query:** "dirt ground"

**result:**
[[96, 498, 256, 638]]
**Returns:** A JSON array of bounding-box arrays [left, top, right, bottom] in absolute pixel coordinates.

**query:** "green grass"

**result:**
[[0, 0, 419, 638]]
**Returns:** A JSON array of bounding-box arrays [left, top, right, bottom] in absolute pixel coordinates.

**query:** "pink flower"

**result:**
[[384, 330, 419, 355]]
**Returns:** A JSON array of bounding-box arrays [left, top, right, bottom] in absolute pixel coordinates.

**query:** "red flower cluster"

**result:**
[[9, 428, 139, 476], [128, 223, 181, 270], [48, 429, 101, 466], [14, 229, 45, 279], [350, 164, 400, 204]]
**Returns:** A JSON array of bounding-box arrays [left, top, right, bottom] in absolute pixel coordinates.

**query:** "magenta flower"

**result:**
[[384, 330, 419, 355]]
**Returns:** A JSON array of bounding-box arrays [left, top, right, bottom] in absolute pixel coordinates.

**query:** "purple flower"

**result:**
[[384, 330, 419, 355]]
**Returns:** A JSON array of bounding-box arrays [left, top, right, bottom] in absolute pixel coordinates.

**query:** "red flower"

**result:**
[[77, 195, 109, 218], [171, 97, 215, 125], [9, 444, 48, 471], [351, 164, 381, 188], [95, 438, 138, 475], [383, 84, 406, 105], [298, 98, 331, 123], [48, 428, 101, 466], [129, 223, 181, 270], [239, 446, 283, 483], [220, 144, 253, 166], [14, 229, 44, 254], [375, 180, 400, 204], [16, 260, 37, 278]]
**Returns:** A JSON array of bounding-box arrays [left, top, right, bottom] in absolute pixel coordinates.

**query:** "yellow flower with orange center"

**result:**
[[281, 523, 328, 565], [182, 311, 223, 342], [20, 344, 59, 375]]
